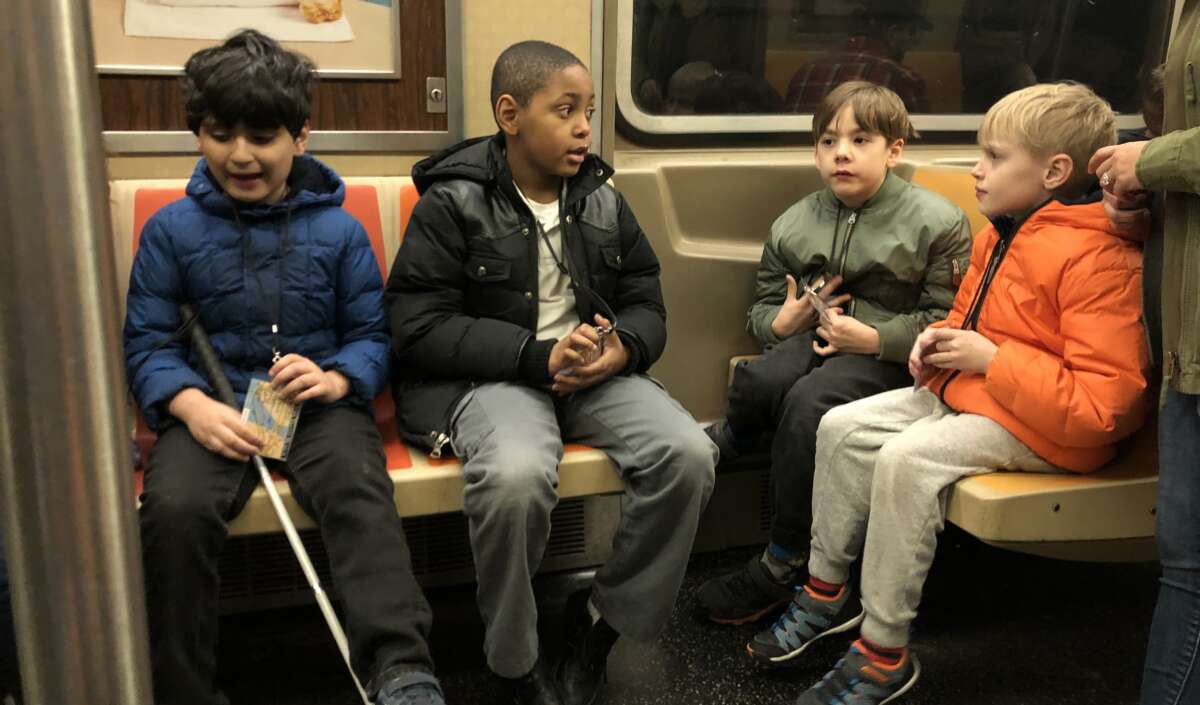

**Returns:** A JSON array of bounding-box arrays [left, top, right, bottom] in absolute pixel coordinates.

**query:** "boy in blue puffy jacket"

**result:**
[[123, 30, 442, 705]]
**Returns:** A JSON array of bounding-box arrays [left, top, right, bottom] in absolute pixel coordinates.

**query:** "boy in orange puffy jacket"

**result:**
[[744, 82, 1150, 705]]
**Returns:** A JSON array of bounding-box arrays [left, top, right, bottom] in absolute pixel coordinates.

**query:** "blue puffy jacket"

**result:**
[[124, 155, 389, 431]]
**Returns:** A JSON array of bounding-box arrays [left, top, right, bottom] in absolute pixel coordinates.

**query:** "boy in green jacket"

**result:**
[[696, 81, 972, 625]]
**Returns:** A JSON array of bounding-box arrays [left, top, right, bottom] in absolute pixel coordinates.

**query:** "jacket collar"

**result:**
[[186, 154, 345, 220], [817, 168, 907, 213], [411, 132, 615, 210], [988, 191, 1140, 244]]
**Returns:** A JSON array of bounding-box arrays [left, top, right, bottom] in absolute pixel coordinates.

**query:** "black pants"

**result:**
[[140, 406, 433, 705], [726, 333, 911, 554]]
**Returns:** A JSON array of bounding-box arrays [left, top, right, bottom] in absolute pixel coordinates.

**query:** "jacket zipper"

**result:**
[[426, 380, 478, 459], [937, 229, 1016, 404]]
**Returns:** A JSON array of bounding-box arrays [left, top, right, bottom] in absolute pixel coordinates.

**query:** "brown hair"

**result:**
[[979, 82, 1116, 198], [812, 81, 914, 144]]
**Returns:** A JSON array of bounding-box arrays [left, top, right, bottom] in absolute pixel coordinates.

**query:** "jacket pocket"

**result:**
[[464, 256, 511, 283]]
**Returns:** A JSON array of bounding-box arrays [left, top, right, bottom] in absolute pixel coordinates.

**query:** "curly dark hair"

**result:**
[[181, 29, 317, 137]]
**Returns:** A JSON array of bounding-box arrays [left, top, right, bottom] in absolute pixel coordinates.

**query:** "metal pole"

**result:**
[[0, 0, 153, 703]]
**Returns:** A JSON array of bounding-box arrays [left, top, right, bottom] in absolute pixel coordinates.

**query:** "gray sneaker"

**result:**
[[795, 641, 920, 705], [746, 584, 863, 665], [377, 671, 446, 705]]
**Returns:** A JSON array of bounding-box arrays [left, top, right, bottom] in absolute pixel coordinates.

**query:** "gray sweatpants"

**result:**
[[450, 375, 717, 677], [809, 387, 1058, 648]]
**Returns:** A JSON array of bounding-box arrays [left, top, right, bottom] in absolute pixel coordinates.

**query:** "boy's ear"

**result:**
[[293, 122, 311, 155], [495, 94, 521, 136], [886, 138, 905, 168], [1042, 153, 1073, 191]]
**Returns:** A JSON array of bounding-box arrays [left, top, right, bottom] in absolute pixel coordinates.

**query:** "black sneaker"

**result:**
[[794, 641, 920, 705], [557, 590, 618, 705], [747, 584, 864, 665], [499, 659, 562, 705], [695, 553, 801, 625]]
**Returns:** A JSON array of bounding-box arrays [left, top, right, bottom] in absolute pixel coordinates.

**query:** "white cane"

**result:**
[[180, 304, 372, 705]]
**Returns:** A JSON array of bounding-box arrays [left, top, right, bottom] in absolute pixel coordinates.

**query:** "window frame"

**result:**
[[615, 0, 1158, 138]]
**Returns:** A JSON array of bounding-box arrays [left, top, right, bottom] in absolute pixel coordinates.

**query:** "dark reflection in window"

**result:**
[[629, 0, 1172, 117]]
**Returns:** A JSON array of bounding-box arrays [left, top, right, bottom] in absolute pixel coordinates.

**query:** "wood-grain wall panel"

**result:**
[[100, 0, 446, 132]]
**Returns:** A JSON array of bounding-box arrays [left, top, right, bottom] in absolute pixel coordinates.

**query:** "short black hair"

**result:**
[[181, 29, 316, 137], [490, 40, 586, 111]]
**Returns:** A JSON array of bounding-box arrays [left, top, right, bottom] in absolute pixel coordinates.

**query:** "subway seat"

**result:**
[[110, 177, 621, 536]]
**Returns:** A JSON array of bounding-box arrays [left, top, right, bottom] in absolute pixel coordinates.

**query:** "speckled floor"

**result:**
[[217, 528, 1158, 705]]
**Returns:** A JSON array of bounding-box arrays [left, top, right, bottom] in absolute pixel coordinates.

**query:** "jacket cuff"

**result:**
[[617, 330, 643, 374], [518, 338, 556, 384], [872, 317, 916, 365], [1136, 131, 1187, 192]]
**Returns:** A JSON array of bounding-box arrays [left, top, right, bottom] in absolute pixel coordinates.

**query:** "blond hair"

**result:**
[[979, 82, 1116, 197], [812, 81, 914, 144]]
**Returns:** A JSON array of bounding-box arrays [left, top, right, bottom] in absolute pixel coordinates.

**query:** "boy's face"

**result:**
[[815, 105, 903, 208], [971, 137, 1059, 217], [197, 119, 309, 204], [504, 65, 595, 182]]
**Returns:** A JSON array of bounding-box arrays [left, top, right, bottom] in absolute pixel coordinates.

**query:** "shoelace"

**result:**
[[771, 598, 814, 647]]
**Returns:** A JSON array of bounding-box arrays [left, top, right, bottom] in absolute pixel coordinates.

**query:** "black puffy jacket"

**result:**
[[385, 133, 666, 453]]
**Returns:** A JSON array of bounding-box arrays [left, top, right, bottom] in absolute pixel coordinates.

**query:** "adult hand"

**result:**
[[1100, 189, 1152, 238], [812, 308, 880, 357], [1089, 141, 1149, 200], [552, 315, 629, 395], [921, 328, 998, 375], [770, 274, 851, 339], [270, 354, 350, 404], [549, 323, 603, 376], [169, 387, 262, 462]]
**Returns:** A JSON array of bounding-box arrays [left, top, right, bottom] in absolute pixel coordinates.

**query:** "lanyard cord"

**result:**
[[234, 203, 292, 363], [525, 184, 619, 327]]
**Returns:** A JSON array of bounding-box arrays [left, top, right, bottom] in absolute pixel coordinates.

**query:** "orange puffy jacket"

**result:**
[[923, 199, 1150, 473]]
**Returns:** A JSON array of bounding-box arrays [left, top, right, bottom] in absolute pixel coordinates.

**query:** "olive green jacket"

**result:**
[[748, 171, 973, 364], [1135, 0, 1200, 393]]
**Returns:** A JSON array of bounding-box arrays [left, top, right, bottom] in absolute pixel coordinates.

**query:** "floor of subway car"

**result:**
[[217, 529, 1158, 705]]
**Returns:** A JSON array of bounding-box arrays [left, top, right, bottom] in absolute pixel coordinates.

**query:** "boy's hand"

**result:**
[[551, 315, 628, 395], [269, 354, 350, 404], [920, 328, 998, 375], [771, 274, 851, 339], [812, 308, 880, 357], [908, 327, 940, 381], [1089, 142, 1149, 200], [549, 324, 603, 376], [168, 388, 262, 462]]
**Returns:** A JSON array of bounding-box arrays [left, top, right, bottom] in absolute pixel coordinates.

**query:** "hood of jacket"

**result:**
[[186, 153, 346, 220]]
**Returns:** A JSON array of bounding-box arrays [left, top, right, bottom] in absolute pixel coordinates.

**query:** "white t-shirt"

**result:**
[[514, 183, 580, 341]]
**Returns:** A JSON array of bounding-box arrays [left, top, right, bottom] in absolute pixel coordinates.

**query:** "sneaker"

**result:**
[[794, 641, 920, 705], [377, 671, 446, 705], [695, 553, 800, 625], [746, 584, 864, 665]]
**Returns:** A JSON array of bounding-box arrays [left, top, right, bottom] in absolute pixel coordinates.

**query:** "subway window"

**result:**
[[619, 0, 1174, 135]]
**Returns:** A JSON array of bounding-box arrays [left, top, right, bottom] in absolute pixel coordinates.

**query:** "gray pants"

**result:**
[[451, 375, 717, 677], [809, 387, 1058, 648]]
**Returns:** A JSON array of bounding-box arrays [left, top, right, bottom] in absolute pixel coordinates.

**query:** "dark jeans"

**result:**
[[0, 523, 19, 700], [140, 406, 433, 705], [1141, 389, 1200, 705], [726, 333, 911, 554]]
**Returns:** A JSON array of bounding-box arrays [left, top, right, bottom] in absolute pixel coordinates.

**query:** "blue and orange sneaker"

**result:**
[[746, 583, 863, 665], [794, 641, 920, 705]]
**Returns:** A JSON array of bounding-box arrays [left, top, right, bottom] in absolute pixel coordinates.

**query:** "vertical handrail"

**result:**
[[0, 0, 153, 703]]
